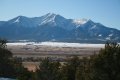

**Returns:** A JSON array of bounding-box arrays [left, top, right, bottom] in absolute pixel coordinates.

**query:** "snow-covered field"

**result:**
[[7, 42, 105, 48]]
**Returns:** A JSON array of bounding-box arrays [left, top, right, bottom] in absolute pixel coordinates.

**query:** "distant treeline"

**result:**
[[0, 39, 120, 80]]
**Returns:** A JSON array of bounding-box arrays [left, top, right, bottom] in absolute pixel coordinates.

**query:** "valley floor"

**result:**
[[7, 42, 104, 71]]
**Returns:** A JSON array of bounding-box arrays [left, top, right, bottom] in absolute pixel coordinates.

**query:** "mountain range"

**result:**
[[0, 13, 120, 43]]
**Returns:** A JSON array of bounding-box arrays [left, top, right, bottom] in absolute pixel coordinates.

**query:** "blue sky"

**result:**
[[0, 0, 120, 29]]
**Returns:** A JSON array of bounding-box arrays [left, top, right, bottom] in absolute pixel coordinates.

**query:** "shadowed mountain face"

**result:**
[[0, 13, 120, 43]]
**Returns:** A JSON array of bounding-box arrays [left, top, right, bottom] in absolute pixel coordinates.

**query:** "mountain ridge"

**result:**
[[0, 13, 120, 43]]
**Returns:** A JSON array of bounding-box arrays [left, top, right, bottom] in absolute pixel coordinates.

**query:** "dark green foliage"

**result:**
[[15, 67, 32, 80], [36, 58, 61, 80], [0, 39, 15, 78], [0, 39, 31, 80], [61, 56, 80, 80], [0, 39, 7, 48], [90, 42, 120, 80], [75, 57, 91, 80], [60, 42, 120, 80], [12, 58, 32, 80]]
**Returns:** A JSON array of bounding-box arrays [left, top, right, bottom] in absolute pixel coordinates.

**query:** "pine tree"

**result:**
[[37, 58, 61, 80], [90, 42, 120, 80]]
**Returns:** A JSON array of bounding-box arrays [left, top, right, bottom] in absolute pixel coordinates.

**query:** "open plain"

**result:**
[[7, 42, 104, 58], [6, 42, 104, 71]]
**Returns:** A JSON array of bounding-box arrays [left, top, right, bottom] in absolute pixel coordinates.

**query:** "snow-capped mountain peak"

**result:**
[[39, 13, 67, 26], [73, 18, 88, 25], [9, 16, 28, 23]]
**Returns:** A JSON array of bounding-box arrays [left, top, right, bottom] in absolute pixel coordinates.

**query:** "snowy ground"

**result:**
[[7, 42, 105, 48], [0, 78, 15, 80]]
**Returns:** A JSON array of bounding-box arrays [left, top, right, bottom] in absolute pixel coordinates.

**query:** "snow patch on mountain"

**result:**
[[109, 34, 113, 37], [90, 25, 97, 29], [106, 37, 111, 40], [73, 19, 88, 25], [98, 34, 102, 37], [39, 13, 57, 25], [13, 17, 20, 23]]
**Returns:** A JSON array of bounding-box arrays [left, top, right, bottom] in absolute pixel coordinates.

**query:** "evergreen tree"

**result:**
[[90, 42, 120, 80], [61, 56, 80, 80], [0, 39, 32, 80], [75, 57, 91, 80], [37, 58, 61, 80], [0, 39, 16, 78]]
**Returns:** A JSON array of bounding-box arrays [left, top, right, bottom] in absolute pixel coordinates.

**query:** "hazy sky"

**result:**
[[0, 0, 120, 29]]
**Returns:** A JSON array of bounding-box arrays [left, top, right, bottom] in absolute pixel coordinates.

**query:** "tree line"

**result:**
[[0, 39, 120, 80]]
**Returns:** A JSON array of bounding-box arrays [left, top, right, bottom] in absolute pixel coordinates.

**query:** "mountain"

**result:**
[[0, 13, 120, 43]]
